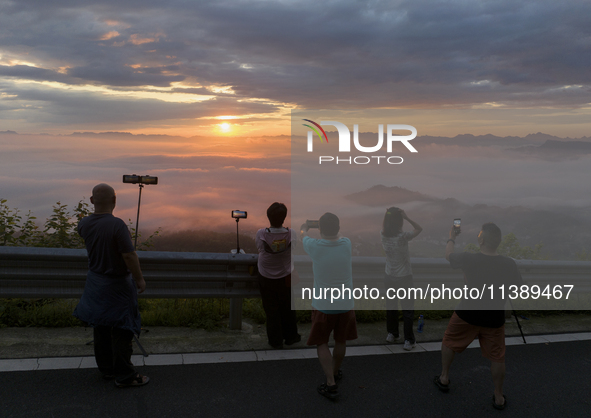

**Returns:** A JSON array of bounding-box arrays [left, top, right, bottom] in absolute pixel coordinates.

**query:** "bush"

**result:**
[[0, 299, 80, 328]]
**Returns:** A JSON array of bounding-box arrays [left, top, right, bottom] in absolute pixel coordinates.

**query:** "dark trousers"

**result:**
[[93, 326, 136, 381], [385, 274, 415, 343], [258, 274, 299, 346]]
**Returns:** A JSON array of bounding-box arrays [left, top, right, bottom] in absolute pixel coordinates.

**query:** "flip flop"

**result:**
[[433, 375, 450, 392], [492, 395, 507, 410], [115, 373, 150, 388]]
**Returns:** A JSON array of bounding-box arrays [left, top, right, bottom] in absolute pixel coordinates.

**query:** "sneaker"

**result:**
[[386, 333, 399, 343], [403, 340, 416, 351]]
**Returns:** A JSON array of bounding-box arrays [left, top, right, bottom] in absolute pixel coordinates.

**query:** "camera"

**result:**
[[122, 174, 158, 185], [306, 220, 319, 229], [232, 210, 247, 219], [453, 218, 461, 235]]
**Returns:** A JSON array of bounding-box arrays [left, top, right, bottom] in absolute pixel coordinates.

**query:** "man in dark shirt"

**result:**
[[74, 183, 149, 387], [434, 223, 523, 410]]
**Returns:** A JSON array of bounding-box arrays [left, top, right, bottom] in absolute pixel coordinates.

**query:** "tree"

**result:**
[[0, 198, 157, 250], [42, 201, 92, 248], [0, 199, 22, 246]]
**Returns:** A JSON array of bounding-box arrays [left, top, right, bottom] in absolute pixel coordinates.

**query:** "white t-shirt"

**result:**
[[381, 231, 415, 277], [255, 227, 297, 279]]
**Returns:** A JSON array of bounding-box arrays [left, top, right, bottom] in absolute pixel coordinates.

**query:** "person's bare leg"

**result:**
[[332, 341, 346, 375], [317, 343, 336, 386], [440, 343, 455, 385], [491, 361, 506, 406]]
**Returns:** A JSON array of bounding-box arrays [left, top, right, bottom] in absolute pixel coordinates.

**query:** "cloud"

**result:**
[[0, 65, 76, 84], [1, 0, 590, 134], [1, 0, 591, 232], [66, 64, 185, 87], [2, 130, 590, 237], [0, 80, 279, 127], [0, 131, 292, 231]]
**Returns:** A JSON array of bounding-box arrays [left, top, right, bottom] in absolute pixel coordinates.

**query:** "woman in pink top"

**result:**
[[255, 202, 300, 349]]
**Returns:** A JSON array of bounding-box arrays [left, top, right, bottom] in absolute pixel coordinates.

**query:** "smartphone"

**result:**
[[306, 220, 319, 229], [453, 218, 461, 235], [231, 210, 247, 219]]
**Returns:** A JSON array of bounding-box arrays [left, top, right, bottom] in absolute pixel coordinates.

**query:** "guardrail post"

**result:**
[[229, 298, 243, 330]]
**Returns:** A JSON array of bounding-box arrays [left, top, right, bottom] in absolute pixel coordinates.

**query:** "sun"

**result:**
[[219, 122, 231, 132]]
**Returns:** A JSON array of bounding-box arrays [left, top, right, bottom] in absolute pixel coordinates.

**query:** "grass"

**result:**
[[0, 299, 80, 328], [1, 298, 588, 330]]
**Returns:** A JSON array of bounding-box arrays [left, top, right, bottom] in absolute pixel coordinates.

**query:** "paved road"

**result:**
[[2, 340, 590, 417]]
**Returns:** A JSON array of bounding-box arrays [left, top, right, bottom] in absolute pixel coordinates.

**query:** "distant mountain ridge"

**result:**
[[508, 139, 591, 160], [416, 132, 591, 147], [344, 185, 438, 206]]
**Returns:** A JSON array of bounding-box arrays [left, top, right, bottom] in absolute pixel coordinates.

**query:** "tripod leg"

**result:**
[[508, 299, 526, 344], [133, 334, 149, 357], [512, 310, 526, 344]]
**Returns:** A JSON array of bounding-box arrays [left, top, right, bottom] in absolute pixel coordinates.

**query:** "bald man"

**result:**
[[74, 183, 149, 387]]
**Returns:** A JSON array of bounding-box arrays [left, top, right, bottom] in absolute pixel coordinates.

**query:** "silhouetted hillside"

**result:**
[[345, 185, 437, 207]]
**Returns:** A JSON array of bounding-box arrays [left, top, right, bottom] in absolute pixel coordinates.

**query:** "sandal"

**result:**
[[334, 369, 343, 382], [492, 395, 507, 410], [317, 383, 339, 400], [433, 375, 450, 393], [115, 373, 150, 388]]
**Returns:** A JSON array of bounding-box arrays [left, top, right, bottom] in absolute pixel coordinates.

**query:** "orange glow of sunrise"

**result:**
[[99, 31, 120, 41], [216, 115, 240, 120], [219, 123, 231, 132]]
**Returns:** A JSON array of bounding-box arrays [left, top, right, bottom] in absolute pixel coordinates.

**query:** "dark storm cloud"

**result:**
[[66, 64, 185, 87], [1, 0, 590, 128], [0, 65, 75, 84]]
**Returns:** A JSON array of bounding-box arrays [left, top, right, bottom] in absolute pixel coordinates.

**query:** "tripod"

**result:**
[[133, 183, 144, 249], [510, 299, 526, 344]]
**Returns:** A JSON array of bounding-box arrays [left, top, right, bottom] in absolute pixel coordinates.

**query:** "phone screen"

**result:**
[[306, 220, 319, 229], [232, 210, 247, 219]]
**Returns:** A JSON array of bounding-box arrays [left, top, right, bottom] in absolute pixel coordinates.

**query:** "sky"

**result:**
[[1, 0, 590, 235]]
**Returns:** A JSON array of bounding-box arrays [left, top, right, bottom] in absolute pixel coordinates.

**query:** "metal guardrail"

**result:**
[[0, 247, 261, 329], [1, 247, 590, 328], [0, 247, 260, 299]]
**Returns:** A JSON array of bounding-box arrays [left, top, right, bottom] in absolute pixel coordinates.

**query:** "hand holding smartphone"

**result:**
[[453, 218, 461, 235], [306, 220, 319, 229]]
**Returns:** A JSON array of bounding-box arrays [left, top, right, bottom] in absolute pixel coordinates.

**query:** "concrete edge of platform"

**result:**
[[2, 331, 590, 372]]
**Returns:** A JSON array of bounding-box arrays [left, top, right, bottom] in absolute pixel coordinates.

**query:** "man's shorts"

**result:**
[[442, 312, 505, 363], [306, 309, 358, 346]]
